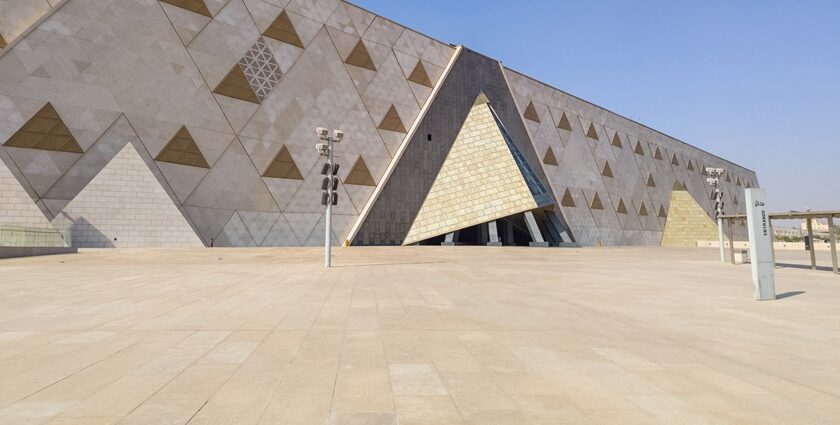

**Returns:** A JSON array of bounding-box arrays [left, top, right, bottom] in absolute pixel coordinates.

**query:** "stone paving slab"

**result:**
[[0, 247, 838, 425]]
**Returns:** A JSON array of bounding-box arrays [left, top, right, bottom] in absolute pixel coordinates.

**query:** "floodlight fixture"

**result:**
[[316, 127, 329, 140], [316, 127, 344, 268]]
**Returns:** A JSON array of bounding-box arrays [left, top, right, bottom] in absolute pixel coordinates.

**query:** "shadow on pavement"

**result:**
[[775, 291, 806, 300]]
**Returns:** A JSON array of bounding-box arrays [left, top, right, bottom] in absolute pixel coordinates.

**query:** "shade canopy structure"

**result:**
[[719, 210, 840, 274]]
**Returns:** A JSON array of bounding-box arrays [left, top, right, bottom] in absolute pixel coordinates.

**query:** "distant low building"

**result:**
[[774, 227, 803, 239]]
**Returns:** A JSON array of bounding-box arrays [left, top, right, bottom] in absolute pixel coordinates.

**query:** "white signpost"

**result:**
[[745, 189, 776, 300]]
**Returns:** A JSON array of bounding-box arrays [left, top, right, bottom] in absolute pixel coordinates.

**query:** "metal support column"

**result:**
[[442, 232, 456, 246], [525, 211, 549, 247], [768, 219, 777, 268], [487, 221, 502, 246], [828, 216, 838, 274], [727, 219, 736, 265], [807, 218, 817, 270]]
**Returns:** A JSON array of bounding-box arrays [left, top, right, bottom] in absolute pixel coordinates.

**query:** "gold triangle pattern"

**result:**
[[646, 174, 656, 187], [379, 105, 406, 133], [590, 193, 604, 210], [586, 123, 599, 140], [0, 33, 6, 49], [344, 156, 376, 186], [634, 141, 644, 155], [523, 101, 540, 123], [543, 147, 558, 166], [653, 147, 663, 160], [160, 0, 211, 17], [561, 189, 576, 207], [345, 40, 376, 71], [557, 112, 572, 131], [601, 161, 613, 178], [638, 202, 649, 216], [263, 11, 304, 48], [611, 132, 622, 148], [616, 199, 627, 214], [214, 64, 260, 104], [408, 61, 433, 88], [263, 146, 303, 180], [155, 126, 209, 168], [3, 103, 83, 153], [671, 154, 679, 166]]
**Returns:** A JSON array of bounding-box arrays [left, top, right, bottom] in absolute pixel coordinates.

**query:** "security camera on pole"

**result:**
[[316, 127, 343, 268], [705, 167, 726, 262]]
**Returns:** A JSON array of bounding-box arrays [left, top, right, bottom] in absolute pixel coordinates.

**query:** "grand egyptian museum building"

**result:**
[[0, 0, 756, 248]]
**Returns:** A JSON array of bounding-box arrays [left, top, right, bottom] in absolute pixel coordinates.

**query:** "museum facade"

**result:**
[[0, 0, 755, 247]]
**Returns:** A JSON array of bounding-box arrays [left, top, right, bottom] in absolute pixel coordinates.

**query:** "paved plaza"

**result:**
[[0, 247, 838, 425]]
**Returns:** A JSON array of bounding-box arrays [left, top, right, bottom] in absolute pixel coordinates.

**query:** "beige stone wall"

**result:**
[[404, 102, 537, 244], [661, 190, 721, 247]]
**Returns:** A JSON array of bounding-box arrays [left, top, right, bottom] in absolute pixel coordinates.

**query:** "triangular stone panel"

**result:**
[[543, 147, 558, 166], [160, 0, 212, 17], [586, 123, 599, 140], [404, 99, 540, 245], [215, 212, 258, 247], [601, 161, 613, 178], [616, 199, 628, 214], [344, 156, 376, 186], [238, 211, 281, 245], [634, 141, 645, 155], [184, 140, 280, 212], [345, 40, 376, 71], [4, 103, 83, 154], [378, 105, 407, 133], [561, 189, 576, 208], [160, 2, 212, 45], [654, 147, 663, 160], [214, 64, 261, 104], [181, 206, 235, 245], [263, 146, 303, 180], [611, 132, 623, 148], [590, 193, 604, 210], [408, 61, 433, 88], [661, 189, 720, 247], [261, 214, 300, 246], [523, 101, 540, 123], [557, 112, 572, 131], [51, 143, 203, 248], [155, 126, 210, 168], [263, 10, 304, 48]]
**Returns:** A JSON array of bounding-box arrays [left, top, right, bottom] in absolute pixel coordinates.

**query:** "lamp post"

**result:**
[[706, 167, 726, 262], [316, 127, 343, 268]]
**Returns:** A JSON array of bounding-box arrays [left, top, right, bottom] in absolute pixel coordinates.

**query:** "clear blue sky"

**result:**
[[354, 0, 840, 214]]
